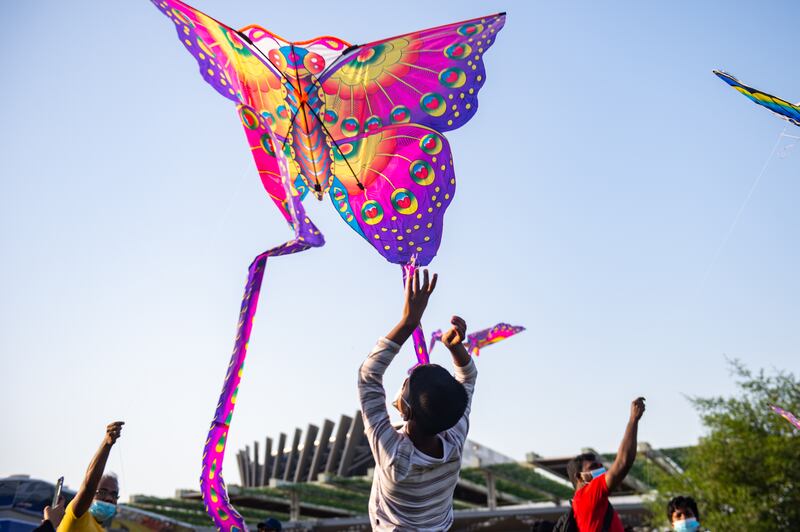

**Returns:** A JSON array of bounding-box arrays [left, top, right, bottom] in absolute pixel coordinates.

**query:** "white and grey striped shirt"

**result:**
[[358, 337, 478, 531]]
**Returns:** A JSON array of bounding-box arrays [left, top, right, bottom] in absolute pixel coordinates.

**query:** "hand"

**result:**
[[44, 496, 66, 527], [630, 397, 646, 422], [104, 421, 125, 446], [400, 268, 438, 328], [442, 316, 467, 350]]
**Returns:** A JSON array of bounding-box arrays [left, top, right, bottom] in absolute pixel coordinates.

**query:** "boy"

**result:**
[[668, 496, 704, 531], [358, 269, 477, 530]]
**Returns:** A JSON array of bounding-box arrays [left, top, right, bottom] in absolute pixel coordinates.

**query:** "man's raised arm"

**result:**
[[605, 397, 645, 491]]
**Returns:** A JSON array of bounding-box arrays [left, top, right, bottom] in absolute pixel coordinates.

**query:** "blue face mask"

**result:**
[[89, 500, 117, 523], [590, 467, 607, 479], [674, 517, 700, 531]]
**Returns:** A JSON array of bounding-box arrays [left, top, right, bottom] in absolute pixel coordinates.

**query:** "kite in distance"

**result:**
[[714, 70, 800, 127], [429, 322, 525, 356]]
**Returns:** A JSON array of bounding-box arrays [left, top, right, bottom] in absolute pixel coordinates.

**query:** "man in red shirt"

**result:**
[[565, 397, 646, 532]]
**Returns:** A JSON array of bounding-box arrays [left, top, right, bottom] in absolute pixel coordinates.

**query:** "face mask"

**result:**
[[89, 500, 117, 523], [590, 467, 606, 478], [674, 517, 700, 531]]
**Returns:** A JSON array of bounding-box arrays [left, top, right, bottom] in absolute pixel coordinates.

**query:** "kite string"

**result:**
[[700, 125, 787, 285]]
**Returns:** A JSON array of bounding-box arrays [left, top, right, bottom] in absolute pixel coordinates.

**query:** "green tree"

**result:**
[[651, 360, 800, 531]]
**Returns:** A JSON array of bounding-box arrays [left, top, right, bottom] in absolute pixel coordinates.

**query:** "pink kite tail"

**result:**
[[401, 263, 430, 367], [200, 204, 323, 531]]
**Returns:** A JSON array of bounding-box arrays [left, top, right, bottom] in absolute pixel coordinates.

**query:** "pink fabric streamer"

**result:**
[[770, 404, 800, 431]]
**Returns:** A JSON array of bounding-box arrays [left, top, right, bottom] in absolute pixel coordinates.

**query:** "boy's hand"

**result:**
[[442, 316, 467, 350], [400, 268, 438, 327]]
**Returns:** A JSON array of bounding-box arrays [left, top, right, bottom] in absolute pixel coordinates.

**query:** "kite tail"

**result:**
[[402, 263, 430, 367], [201, 228, 323, 531]]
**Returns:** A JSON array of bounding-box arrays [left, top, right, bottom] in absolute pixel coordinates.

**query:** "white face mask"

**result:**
[[392, 378, 410, 421]]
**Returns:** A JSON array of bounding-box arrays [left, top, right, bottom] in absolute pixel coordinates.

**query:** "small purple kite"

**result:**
[[429, 323, 525, 356], [770, 404, 800, 431]]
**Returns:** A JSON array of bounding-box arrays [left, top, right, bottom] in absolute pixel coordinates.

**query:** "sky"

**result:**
[[1, 0, 799, 501]]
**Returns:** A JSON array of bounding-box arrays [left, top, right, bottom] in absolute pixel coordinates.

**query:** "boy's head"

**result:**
[[399, 364, 468, 435], [667, 496, 700, 529]]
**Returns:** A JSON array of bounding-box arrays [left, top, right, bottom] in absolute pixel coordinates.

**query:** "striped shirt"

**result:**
[[358, 337, 478, 531]]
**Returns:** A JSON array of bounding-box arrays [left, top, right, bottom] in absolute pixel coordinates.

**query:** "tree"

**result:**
[[650, 360, 800, 531]]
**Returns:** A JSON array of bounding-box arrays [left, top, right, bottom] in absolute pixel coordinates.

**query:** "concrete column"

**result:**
[[325, 414, 352, 476], [338, 414, 364, 477], [294, 424, 319, 483], [283, 428, 302, 481], [272, 432, 286, 479], [485, 469, 497, 510], [308, 419, 335, 482], [261, 437, 273, 486], [252, 440, 260, 487]]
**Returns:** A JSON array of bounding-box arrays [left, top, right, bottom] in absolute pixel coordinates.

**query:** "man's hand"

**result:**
[[442, 316, 467, 350], [400, 268, 438, 327], [630, 397, 646, 422], [104, 421, 125, 446], [44, 496, 66, 528]]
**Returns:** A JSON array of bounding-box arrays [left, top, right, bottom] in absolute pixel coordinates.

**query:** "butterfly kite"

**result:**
[[770, 405, 800, 431], [149, 0, 505, 529], [429, 323, 525, 356], [714, 70, 800, 127]]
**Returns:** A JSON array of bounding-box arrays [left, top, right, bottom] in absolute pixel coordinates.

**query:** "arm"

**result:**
[[605, 398, 645, 491], [71, 422, 124, 517], [442, 316, 478, 444], [358, 269, 438, 468], [358, 338, 403, 467]]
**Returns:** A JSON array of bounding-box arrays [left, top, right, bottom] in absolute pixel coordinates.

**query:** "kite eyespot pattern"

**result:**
[[365, 115, 383, 132], [391, 188, 418, 215], [444, 42, 472, 60], [409, 160, 435, 186], [341, 117, 360, 137], [239, 107, 260, 130], [439, 67, 466, 89], [390, 105, 411, 123], [260, 133, 275, 156], [323, 109, 338, 124], [457, 22, 484, 37], [420, 93, 446, 116], [419, 134, 443, 155], [361, 201, 384, 225]]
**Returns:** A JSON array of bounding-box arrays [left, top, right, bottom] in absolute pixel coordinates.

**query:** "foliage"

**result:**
[[649, 360, 800, 531]]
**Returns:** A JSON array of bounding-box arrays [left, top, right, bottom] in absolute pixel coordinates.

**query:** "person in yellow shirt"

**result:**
[[58, 421, 124, 532]]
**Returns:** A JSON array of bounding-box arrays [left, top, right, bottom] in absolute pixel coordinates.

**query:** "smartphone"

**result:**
[[52, 477, 64, 507]]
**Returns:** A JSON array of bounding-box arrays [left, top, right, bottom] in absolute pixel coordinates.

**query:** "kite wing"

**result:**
[[152, 0, 304, 223], [714, 70, 800, 127], [319, 13, 506, 139], [320, 14, 505, 265]]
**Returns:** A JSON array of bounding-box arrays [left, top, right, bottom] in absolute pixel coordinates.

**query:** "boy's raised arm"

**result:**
[[358, 269, 438, 467]]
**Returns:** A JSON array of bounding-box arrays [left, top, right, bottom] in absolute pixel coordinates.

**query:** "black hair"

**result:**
[[667, 496, 699, 522], [407, 364, 468, 435], [566, 452, 597, 487]]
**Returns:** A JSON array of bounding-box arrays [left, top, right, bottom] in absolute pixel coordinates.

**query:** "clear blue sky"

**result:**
[[1, 0, 798, 500]]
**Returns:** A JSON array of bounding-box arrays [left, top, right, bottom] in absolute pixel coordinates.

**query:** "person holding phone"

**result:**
[[34, 495, 65, 532], [58, 421, 124, 532]]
